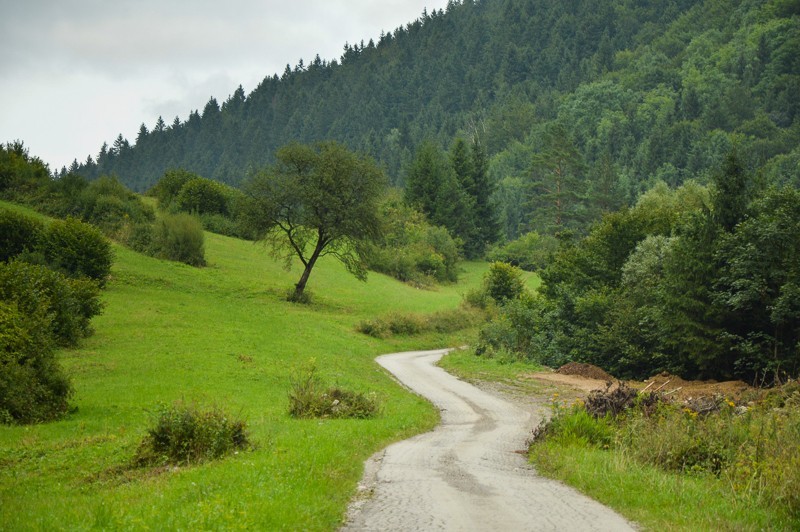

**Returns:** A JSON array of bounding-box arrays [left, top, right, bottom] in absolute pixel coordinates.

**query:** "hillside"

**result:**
[[71, 0, 799, 217], [0, 200, 488, 529]]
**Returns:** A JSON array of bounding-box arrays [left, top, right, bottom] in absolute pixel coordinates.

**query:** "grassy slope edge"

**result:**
[[0, 201, 486, 530], [440, 350, 798, 530]]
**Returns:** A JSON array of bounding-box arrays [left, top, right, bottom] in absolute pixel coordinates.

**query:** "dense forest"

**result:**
[[69, 0, 799, 240]]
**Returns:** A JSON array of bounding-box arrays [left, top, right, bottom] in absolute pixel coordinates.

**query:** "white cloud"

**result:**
[[0, 0, 448, 171]]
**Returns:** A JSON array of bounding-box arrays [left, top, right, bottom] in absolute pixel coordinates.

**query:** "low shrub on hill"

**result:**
[[42, 217, 113, 286], [0, 260, 102, 347], [0, 208, 44, 262], [288, 361, 379, 419], [357, 307, 484, 339], [366, 193, 460, 286], [133, 402, 250, 466], [0, 260, 103, 424], [150, 213, 206, 267]]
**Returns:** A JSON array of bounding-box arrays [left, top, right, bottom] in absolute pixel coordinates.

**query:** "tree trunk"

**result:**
[[292, 235, 326, 300]]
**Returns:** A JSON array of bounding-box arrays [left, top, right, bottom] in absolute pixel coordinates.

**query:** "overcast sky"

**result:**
[[0, 0, 449, 172]]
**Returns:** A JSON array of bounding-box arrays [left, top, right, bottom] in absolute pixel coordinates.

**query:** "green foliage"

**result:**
[[366, 192, 460, 285], [714, 186, 800, 380], [483, 261, 526, 303], [357, 307, 483, 339], [533, 403, 615, 448], [288, 361, 379, 419], [405, 138, 498, 258], [480, 148, 800, 382], [0, 300, 72, 424], [0, 260, 102, 347], [42, 217, 113, 286], [0, 141, 50, 198], [486, 231, 559, 271], [174, 177, 231, 216], [148, 169, 199, 209], [0, 259, 100, 424], [133, 402, 249, 466], [150, 213, 206, 267], [0, 208, 44, 262], [532, 388, 800, 524], [241, 141, 386, 298]]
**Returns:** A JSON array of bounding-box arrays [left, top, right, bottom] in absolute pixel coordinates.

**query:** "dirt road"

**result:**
[[342, 349, 636, 531]]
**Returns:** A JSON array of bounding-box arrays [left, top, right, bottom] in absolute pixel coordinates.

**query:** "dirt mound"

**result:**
[[634, 372, 752, 401], [556, 362, 613, 382]]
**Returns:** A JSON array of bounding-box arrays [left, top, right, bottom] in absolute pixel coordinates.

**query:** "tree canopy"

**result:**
[[240, 142, 385, 300]]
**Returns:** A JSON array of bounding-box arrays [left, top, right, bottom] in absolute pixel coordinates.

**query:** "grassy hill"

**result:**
[[0, 201, 487, 530]]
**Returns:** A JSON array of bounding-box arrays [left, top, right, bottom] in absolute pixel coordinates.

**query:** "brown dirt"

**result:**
[[556, 362, 614, 381], [632, 372, 752, 402], [528, 365, 754, 403]]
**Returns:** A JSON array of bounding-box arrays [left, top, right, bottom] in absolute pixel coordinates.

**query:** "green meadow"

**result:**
[[0, 202, 487, 530]]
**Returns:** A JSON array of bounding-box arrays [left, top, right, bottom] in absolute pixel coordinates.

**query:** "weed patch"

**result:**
[[357, 307, 484, 339], [530, 381, 800, 523], [288, 361, 379, 419], [132, 402, 249, 467]]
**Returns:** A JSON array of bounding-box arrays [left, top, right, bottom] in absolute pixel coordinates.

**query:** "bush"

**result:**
[[133, 402, 249, 466], [288, 361, 379, 419], [357, 307, 483, 338], [42, 217, 113, 286], [0, 261, 103, 347], [150, 213, 206, 266], [0, 300, 72, 424], [487, 231, 560, 271], [366, 194, 460, 286], [175, 177, 231, 216], [483, 261, 526, 303], [0, 208, 45, 262], [148, 169, 198, 208]]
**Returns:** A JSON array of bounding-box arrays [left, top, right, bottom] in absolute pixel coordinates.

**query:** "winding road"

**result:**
[[342, 349, 636, 531]]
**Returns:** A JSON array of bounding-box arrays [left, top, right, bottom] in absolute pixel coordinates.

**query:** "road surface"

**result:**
[[342, 349, 636, 531]]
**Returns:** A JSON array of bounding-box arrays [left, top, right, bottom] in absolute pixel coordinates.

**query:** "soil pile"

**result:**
[[556, 362, 613, 382], [634, 372, 752, 402]]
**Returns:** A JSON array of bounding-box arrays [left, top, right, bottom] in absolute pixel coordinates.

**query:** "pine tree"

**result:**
[[470, 138, 499, 253]]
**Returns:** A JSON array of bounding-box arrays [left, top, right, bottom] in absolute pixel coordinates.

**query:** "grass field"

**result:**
[[0, 202, 488, 530]]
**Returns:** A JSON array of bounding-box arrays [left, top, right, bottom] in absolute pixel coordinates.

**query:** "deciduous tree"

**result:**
[[241, 142, 385, 300]]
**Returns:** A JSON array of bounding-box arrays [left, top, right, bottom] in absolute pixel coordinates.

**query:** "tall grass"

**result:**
[[529, 385, 800, 529]]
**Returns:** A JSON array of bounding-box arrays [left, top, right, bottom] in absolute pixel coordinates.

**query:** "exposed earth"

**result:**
[[531, 362, 754, 402], [342, 349, 636, 531]]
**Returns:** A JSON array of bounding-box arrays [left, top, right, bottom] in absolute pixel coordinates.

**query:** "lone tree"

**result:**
[[241, 141, 385, 300]]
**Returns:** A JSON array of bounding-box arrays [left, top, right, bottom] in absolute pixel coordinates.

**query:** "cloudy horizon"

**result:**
[[0, 0, 449, 172]]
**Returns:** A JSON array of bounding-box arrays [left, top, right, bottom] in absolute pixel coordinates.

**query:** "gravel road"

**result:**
[[342, 349, 637, 531]]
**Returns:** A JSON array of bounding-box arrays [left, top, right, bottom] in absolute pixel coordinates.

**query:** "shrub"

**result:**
[[366, 194, 460, 285], [175, 177, 230, 216], [0, 261, 103, 347], [288, 361, 379, 419], [150, 213, 206, 266], [148, 169, 198, 208], [0, 300, 72, 424], [133, 402, 249, 466], [483, 261, 526, 303], [357, 308, 483, 338], [487, 231, 560, 271], [42, 217, 113, 286], [0, 208, 44, 262]]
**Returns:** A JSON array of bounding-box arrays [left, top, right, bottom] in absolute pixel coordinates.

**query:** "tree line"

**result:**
[[66, 0, 798, 242]]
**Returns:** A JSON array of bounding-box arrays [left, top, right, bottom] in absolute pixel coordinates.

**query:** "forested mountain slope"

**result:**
[[72, 0, 798, 223]]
